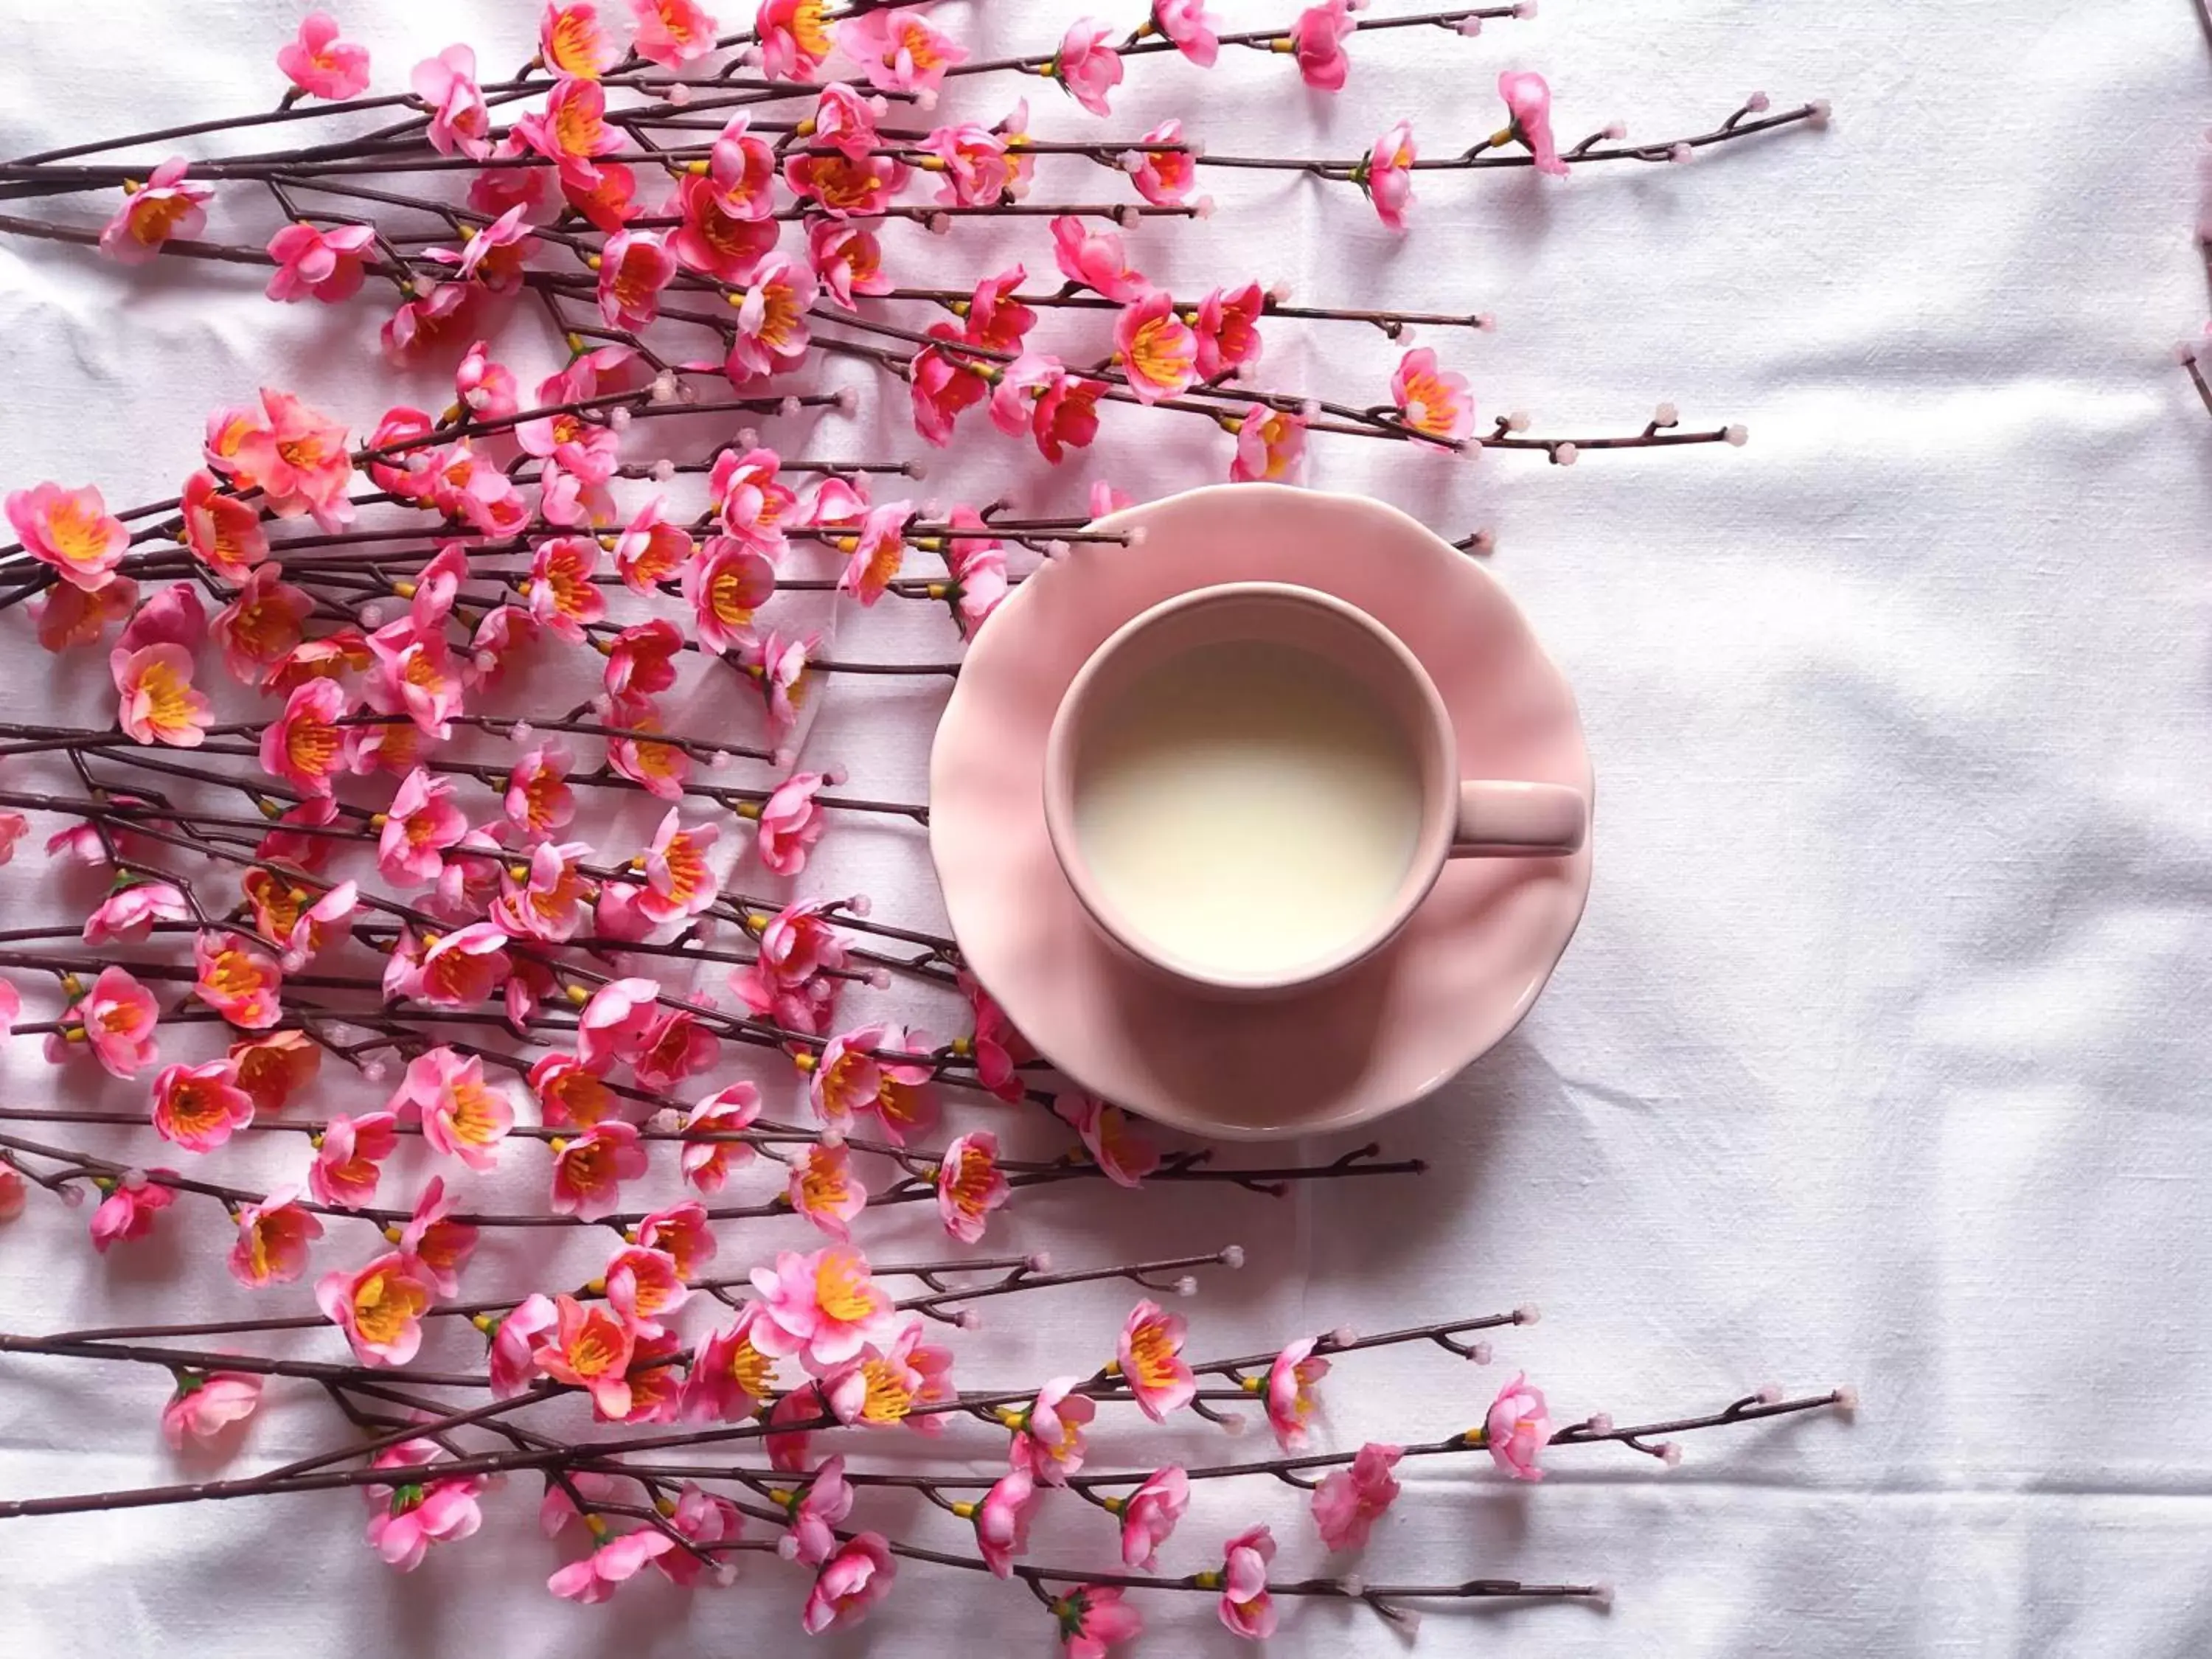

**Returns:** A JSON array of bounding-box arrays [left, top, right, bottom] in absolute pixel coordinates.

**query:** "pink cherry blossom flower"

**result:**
[[1116, 1300, 1196, 1421], [1231, 403, 1307, 482], [193, 931, 284, 1030], [672, 170, 780, 283], [399, 1177, 479, 1297], [504, 741, 576, 841], [259, 678, 352, 795], [1114, 290, 1198, 403], [1127, 119, 1195, 205], [610, 500, 691, 595], [524, 1051, 613, 1132], [755, 771, 827, 876], [605, 1244, 689, 1337], [278, 13, 370, 100], [229, 1186, 324, 1287], [655, 1482, 742, 1586], [641, 810, 722, 922], [427, 204, 535, 291], [116, 584, 206, 656], [595, 229, 678, 330], [1119, 1465, 1189, 1568], [532, 1291, 639, 1416], [710, 444, 797, 548], [414, 45, 493, 159], [150, 1058, 256, 1154], [212, 570, 312, 687], [547, 1528, 675, 1602], [1291, 1, 1356, 90], [802, 1532, 896, 1634], [364, 1442, 487, 1571], [541, 2, 620, 80], [787, 1141, 867, 1241], [1364, 120, 1416, 230], [1391, 347, 1475, 443], [807, 218, 888, 307], [265, 220, 375, 304], [411, 922, 514, 1007], [550, 1121, 648, 1220], [1012, 1376, 1096, 1484], [810, 1025, 881, 1129], [1312, 1441, 1403, 1551], [604, 619, 684, 700], [1484, 1370, 1553, 1480], [0, 819, 23, 869], [161, 1369, 265, 1449], [1194, 282, 1265, 379], [837, 9, 965, 94], [630, 0, 718, 67], [1051, 215, 1146, 301], [1499, 70, 1570, 177], [682, 1299, 779, 1421], [89, 1171, 177, 1251], [750, 1244, 891, 1371], [0, 1160, 25, 1220], [976, 1467, 1037, 1577], [111, 642, 213, 748], [934, 1131, 1009, 1243], [1217, 1524, 1278, 1639], [635, 1198, 717, 1281], [485, 1293, 558, 1397], [308, 1112, 399, 1208], [678, 1082, 762, 1193], [922, 120, 1016, 208], [911, 330, 992, 447], [179, 472, 268, 582], [229, 1030, 318, 1115], [231, 388, 355, 524], [60, 964, 160, 1078], [494, 841, 596, 944], [398, 1048, 515, 1172], [1153, 0, 1221, 66], [317, 1251, 435, 1366], [1055, 18, 1124, 116], [577, 976, 660, 1070], [99, 158, 212, 265], [937, 510, 1009, 636], [737, 627, 816, 733], [779, 1453, 853, 1564], [1266, 1336, 1331, 1451], [684, 539, 776, 655], [375, 768, 467, 886], [454, 340, 518, 420], [726, 254, 818, 380], [835, 502, 911, 605], [757, 0, 834, 80], [1056, 1585, 1145, 1658], [1052, 1091, 1161, 1187], [957, 972, 1032, 1102], [525, 534, 607, 644], [83, 880, 190, 947], [35, 577, 138, 652], [383, 282, 480, 366], [7, 481, 128, 591], [630, 1006, 720, 1093]]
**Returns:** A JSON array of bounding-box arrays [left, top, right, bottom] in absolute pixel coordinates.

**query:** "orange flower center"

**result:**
[[552, 96, 607, 156], [1127, 1320, 1180, 1388], [797, 1155, 853, 1215], [946, 1147, 995, 1214], [793, 1, 831, 55], [207, 949, 267, 1000], [814, 1256, 876, 1324], [47, 499, 116, 567], [658, 834, 706, 904], [1127, 317, 1193, 389], [166, 1079, 229, 1138], [353, 1268, 428, 1345], [547, 11, 606, 77], [567, 1315, 625, 1379], [285, 715, 341, 777], [132, 195, 193, 245], [446, 1080, 504, 1144], [858, 1357, 914, 1424], [725, 1334, 776, 1398]]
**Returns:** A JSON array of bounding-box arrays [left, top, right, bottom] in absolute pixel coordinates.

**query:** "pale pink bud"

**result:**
[[1455, 15, 1484, 33], [1724, 425, 1749, 446], [1329, 1325, 1356, 1347], [927, 213, 952, 235], [507, 720, 535, 744], [1026, 1251, 1052, 1272], [1602, 121, 1627, 140], [1746, 91, 1770, 112], [1653, 401, 1679, 425], [824, 765, 849, 787], [1834, 1384, 1860, 1416], [1554, 442, 1579, 466], [608, 406, 632, 431], [1125, 526, 1149, 547], [772, 747, 797, 769], [864, 968, 891, 990], [1043, 540, 1071, 560], [1512, 1, 1537, 15], [844, 894, 872, 918], [1506, 410, 1531, 432], [1808, 99, 1832, 128], [1513, 1302, 1540, 1324], [651, 459, 677, 481], [1658, 1441, 1683, 1467], [667, 83, 692, 106], [835, 387, 860, 415], [1668, 143, 1692, 164], [1219, 1411, 1246, 1435], [1219, 1244, 1245, 1269], [901, 459, 928, 478], [1193, 196, 1216, 219], [956, 1308, 982, 1330], [1472, 312, 1496, 330], [1112, 205, 1138, 227], [1756, 1382, 1783, 1405], [1591, 1583, 1615, 1610], [1339, 1574, 1366, 1597], [779, 396, 801, 417], [1587, 1412, 1614, 1435], [1172, 1275, 1197, 1297], [1470, 1340, 1492, 1364]]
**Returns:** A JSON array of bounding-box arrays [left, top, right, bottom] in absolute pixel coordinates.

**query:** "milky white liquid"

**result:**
[[1071, 640, 1425, 978]]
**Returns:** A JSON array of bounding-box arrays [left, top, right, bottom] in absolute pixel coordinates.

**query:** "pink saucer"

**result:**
[[928, 484, 1593, 1141]]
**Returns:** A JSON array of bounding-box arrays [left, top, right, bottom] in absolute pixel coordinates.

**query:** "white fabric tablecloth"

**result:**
[[4, 2, 2210, 1654]]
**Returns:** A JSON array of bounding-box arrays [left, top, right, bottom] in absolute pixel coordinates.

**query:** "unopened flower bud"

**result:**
[[824, 765, 849, 787], [1587, 1412, 1614, 1435], [1173, 1275, 1197, 1297], [821, 1127, 845, 1150], [1456, 15, 1484, 33], [1470, 1340, 1492, 1365], [508, 720, 535, 745], [845, 893, 872, 918], [608, 406, 631, 431], [1267, 280, 1293, 303], [1653, 400, 1679, 425], [361, 1060, 387, 1084], [1746, 91, 1770, 112], [1590, 1583, 1615, 1610], [1329, 1325, 1357, 1348], [1472, 312, 1496, 331], [1339, 1574, 1366, 1598], [1512, 0, 1537, 15], [736, 427, 759, 449], [650, 371, 678, 405], [1125, 526, 1149, 547], [1724, 424, 1748, 447], [927, 212, 952, 235], [1113, 204, 1138, 227], [835, 386, 859, 415], [1554, 442, 1579, 467], [121, 1168, 147, 1190], [772, 747, 797, 769], [776, 1534, 799, 1560], [1219, 1411, 1246, 1436], [1756, 1382, 1784, 1405], [1506, 409, 1531, 432], [1043, 539, 1071, 560], [1220, 1244, 1245, 1269], [1658, 1441, 1683, 1467], [778, 395, 801, 417], [651, 459, 677, 482], [865, 968, 891, 990], [358, 601, 388, 628], [1026, 1251, 1052, 1273], [956, 1308, 982, 1330], [1194, 195, 1217, 219], [1514, 1302, 1541, 1324], [1834, 1383, 1860, 1416], [1603, 120, 1627, 141], [1667, 143, 1693, 164], [1808, 99, 1832, 128]]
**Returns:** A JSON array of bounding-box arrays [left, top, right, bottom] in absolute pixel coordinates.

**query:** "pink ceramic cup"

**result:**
[[1041, 581, 1587, 1000]]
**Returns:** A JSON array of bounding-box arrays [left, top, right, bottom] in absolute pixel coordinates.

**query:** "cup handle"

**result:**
[[1450, 780, 1587, 858]]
